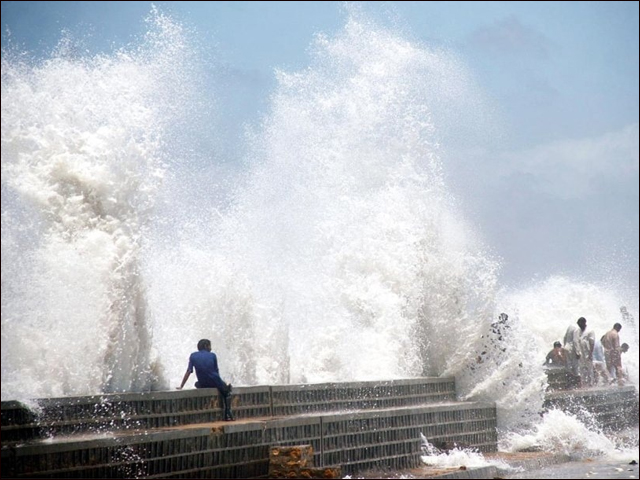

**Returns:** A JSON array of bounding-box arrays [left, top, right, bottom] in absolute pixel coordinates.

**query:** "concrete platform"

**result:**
[[1, 377, 457, 443], [356, 451, 574, 478], [2, 380, 635, 478], [1, 378, 496, 478], [1, 402, 498, 478], [543, 385, 638, 431]]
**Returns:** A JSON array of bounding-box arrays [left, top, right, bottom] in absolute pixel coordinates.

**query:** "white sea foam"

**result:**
[[420, 433, 513, 470], [503, 409, 639, 460]]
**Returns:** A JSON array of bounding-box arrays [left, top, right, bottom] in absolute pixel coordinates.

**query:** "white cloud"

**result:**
[[466, 15, 553, 59], [500, 123, 639, 199]]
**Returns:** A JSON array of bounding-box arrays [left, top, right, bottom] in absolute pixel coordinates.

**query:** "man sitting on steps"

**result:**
[[177, 338, 235, 421]]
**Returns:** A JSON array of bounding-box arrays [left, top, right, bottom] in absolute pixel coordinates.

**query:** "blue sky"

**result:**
[[2, 1, 638, 288]]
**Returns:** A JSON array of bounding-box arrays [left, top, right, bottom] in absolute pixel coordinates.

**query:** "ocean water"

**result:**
[[1, 7, 637, 462]]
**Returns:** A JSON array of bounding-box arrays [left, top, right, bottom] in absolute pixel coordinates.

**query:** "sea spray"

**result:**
[[1, 8, 198, 398], [149, 11, 500, 389], [503, 409, 638, 460]]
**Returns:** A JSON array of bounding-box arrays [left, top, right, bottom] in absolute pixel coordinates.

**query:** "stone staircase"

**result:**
[[543, 385, 639, 431], [1, 378, 498, 478]]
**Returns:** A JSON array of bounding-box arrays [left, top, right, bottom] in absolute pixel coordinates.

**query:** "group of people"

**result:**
[[544, 317, 630, 388]]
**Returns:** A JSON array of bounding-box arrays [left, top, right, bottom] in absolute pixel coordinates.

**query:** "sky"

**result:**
[[1, 1, 638, 289]]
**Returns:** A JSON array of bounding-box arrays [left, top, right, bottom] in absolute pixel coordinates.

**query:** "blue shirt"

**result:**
[[593, 339, 605, 362], [188, 350, 220, 388]]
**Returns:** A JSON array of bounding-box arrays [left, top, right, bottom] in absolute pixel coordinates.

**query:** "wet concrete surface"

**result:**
[[351, 452, 639, 479], [504, 459, 639, 479]]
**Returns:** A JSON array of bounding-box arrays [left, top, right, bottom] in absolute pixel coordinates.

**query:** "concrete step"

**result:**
[[543, 385, 638, 431], [0, 386, 269, 443], [2, 380, 635, 478], [1, 401, 497, 479], [1, 377, 456, 442]]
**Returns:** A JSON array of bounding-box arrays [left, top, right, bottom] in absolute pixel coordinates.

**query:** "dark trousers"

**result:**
[[195, 376, 234, 420], [195, 374, 229, 392]]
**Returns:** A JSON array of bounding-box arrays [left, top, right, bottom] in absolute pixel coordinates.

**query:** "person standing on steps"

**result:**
[[579, 327, 596, 386], [601, 323, 624, 386], [563, 317, 587, 388], [177, 339, 235, 421], [592, 335, 610, 386]]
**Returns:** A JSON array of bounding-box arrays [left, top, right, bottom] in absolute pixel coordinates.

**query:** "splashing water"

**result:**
[[420, 433, 512, 470], [140, 11, 501, 391], [1, 8, 197, 397], [504, 409, 639, 461], [1, 7, 638, 460]]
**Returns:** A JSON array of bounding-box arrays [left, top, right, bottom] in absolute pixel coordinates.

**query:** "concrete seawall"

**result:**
[[544, 385, 639, 430], [2, 378, 497, 478], [1, 379, 637, 478]]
